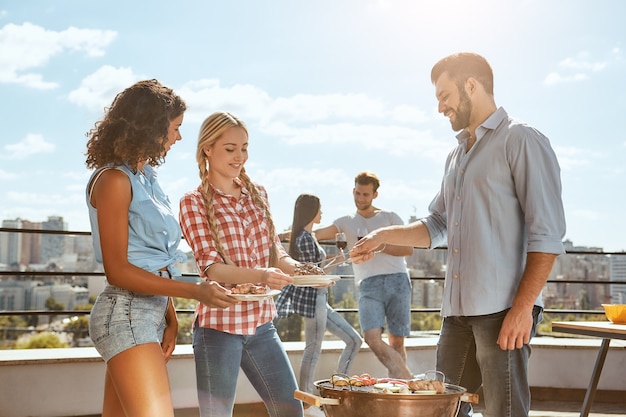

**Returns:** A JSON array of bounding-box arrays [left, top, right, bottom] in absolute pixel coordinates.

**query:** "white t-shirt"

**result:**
[[333, 210, 409, 286]]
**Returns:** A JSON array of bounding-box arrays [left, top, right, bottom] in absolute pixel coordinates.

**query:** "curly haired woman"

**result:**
[[85, 80, 236, 417]]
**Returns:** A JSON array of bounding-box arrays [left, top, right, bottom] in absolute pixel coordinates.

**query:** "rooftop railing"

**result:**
[[1, 227, 625, 342], [2, 228, 626, 416]]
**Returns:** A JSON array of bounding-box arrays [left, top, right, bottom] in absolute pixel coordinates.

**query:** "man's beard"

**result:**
[[450, 89, 472, 132]]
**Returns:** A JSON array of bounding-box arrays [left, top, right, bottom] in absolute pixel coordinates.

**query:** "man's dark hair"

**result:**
[[431, 52, 494, 95]]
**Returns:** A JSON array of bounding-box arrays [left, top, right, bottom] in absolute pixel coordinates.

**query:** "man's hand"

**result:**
[[349, 232, 384, 264], [497, 306, 534, 350]]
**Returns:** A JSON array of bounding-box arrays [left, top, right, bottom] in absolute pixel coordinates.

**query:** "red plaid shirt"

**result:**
[[179, 179, 287, 335]]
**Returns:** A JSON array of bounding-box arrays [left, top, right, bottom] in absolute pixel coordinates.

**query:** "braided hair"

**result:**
[[196, 111, 280, 267]]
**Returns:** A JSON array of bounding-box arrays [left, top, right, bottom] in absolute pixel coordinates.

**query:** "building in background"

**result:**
[[41, 216, 67, 265], [1, 219, 43, 267], [0, 219, 21, 266], [609, 255, 626, 304]]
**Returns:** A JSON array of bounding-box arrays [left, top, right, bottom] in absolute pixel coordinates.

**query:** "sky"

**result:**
[[1, 0, 625, 252]]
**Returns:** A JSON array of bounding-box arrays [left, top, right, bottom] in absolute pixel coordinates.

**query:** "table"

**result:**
[[551, 321, 626, 417]]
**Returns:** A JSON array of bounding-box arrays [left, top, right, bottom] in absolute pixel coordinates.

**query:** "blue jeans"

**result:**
[[301, 289, 362, 393], [193, 321, 303, 417], [436, 306, 542, 417]]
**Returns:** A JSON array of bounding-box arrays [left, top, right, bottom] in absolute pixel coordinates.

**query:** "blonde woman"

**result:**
[[179, 111, 303, 417]]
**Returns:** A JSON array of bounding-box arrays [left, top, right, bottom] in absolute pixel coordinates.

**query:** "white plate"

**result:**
[[291, 275, 341, 287], [228, 289, 281, 300]]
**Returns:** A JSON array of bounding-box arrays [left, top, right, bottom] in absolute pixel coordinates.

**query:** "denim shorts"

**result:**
[[89, 284, 168, 362], [358, 272, 411, 336]]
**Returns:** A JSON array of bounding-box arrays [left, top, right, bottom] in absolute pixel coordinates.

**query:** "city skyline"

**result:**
[[2, 213, 621, 258], [3, 214, 624, 313], [1, 1, 625, 252]]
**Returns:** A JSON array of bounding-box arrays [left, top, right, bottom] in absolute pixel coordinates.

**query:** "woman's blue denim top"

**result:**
[[86, 163, 186, 277]]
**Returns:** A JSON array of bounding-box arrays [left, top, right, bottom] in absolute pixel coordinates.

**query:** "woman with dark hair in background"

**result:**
[[275, 194, 362, 417]]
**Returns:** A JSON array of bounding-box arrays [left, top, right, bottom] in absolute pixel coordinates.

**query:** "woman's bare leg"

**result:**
[[102, 367, 124, 417], [102, 343, 175, 417]]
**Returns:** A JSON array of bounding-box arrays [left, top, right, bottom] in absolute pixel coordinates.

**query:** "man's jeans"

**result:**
[[193, 321, 303, 417], [436, 306, 542, 417]]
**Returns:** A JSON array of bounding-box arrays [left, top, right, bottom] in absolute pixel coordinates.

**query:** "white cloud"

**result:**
[[611, 47, 623, 61], [254, 167, 346, 193], [392, 105, 429, 124], [179, 79, 432, 128], [568, 208, 599, 221], [178, 80, 442, 161], [3, 133, 55, 159], [58, 26, 115, 57], [263, 94, 429, 126], [61, 170, 91, 181], [543, 71, 588, 86], [0, 22, 116, 89], [559, 56, 607, 72], [276, 122, 449, 159], [67, 65, 142, 111], [543, 49, 615, 86], [6, 190, 83, 206], [179, 79, 272, 123], [0, 168, 18, 180], [553, 145, 596, 171], [267, 93, 386, 123]]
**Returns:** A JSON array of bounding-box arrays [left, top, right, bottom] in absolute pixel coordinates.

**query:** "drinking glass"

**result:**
[[335, 232, 347, 252], [335, 232, 348, 266]]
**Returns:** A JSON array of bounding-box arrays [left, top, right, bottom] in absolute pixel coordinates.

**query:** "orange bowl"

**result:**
[[601, 304, 626, 324]]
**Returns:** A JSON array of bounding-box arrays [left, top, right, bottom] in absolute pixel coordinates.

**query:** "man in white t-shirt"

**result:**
[[314, 171, 414, 379]]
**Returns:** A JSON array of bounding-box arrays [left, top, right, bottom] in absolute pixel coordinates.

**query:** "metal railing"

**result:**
[[2, 227, 625, 320]]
